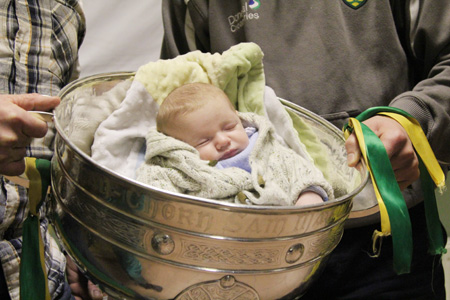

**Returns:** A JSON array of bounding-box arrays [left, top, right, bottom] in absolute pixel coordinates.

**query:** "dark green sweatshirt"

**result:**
[[161, 0, 450, 225]]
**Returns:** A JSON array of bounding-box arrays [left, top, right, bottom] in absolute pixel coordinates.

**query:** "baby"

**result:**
[[154, 82, 331, 206]]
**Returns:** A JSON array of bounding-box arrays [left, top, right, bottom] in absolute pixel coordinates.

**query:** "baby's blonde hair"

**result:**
[[157, 82, 234, 133]]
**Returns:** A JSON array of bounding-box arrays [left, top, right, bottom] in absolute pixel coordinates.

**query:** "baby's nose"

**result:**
[[215, 134, 230, 149]]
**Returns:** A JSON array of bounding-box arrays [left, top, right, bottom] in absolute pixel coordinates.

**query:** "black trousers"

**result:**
[[0, 263, 11, 300], [300, 202, 446, 300]]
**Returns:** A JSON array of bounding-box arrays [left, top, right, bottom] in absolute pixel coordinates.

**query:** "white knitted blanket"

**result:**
[[136, 113, 334, 206]]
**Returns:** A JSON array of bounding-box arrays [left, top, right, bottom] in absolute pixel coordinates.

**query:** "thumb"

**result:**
[[345, 132, 361, 167]]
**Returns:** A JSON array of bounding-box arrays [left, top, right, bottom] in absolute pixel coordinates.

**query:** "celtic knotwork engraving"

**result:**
[[60, 193, 148, 250], [180, 239, 280, 266], [175, 276, 259, 300]]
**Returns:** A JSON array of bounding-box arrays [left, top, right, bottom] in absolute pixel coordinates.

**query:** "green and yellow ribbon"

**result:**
[[20, 157, 51, 300], [343, 107, 447, 274]]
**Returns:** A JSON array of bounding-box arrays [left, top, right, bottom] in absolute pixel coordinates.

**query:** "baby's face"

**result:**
[[165, 97, 249, 161]]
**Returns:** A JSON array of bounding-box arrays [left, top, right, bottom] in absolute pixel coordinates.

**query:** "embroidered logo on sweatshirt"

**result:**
[[249, 0, 261, 10], [343, 0, 367, 9], [228, 2, 260, 33]]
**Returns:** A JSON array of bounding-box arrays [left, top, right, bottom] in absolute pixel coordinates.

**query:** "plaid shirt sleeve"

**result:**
[[0, 1, 85, 299]]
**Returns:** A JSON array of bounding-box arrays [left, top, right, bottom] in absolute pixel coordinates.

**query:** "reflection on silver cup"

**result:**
[[50, 72, 368, 300]]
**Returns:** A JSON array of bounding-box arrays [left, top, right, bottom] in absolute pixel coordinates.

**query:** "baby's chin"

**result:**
[[199, 153, 229, 162]]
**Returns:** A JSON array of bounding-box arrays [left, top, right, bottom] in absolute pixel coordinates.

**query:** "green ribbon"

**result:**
[[344, 106, 447, 274], [20, 158, 51, 300], [419, 159, 447, 255], [359, 122, 412, 274]]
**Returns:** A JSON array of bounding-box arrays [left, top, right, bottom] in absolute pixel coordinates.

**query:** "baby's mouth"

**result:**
[[220, 149, 237, 160]]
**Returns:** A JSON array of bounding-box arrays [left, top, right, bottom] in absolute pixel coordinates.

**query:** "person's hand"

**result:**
[[295, 191, 324, 206], [345, 115, 420, 190], [66, 255, 106, 300], [0, 93, 60, 176]]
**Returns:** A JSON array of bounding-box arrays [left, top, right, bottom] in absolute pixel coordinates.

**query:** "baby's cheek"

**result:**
[[243, 137, 250, 148], [198, 146, 217, 161], [198, 149, 207, 160]]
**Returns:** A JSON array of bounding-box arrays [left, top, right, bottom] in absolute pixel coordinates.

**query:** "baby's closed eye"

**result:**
[[195, 138, 211, 148], [223, 122, 238, 131]]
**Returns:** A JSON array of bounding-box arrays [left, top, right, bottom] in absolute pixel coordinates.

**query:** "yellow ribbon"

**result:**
[[378, 112, 446, 190], [344, 119, 391, 236]]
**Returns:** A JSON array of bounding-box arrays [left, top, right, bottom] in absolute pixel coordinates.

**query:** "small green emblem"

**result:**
[[343, 0, 368, 9]]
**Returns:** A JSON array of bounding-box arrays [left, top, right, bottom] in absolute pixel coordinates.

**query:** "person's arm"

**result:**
[[346, 1, 450, 189], [388, 1, 450, 165], [160, 0, 210, 59], [0, 94, 60, 176], [0, 94, 103, 299]]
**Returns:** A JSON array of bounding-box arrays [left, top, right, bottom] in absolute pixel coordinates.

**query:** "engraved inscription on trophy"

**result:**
[[222, 214, 287, 235], [136, 200, 215, 232]]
